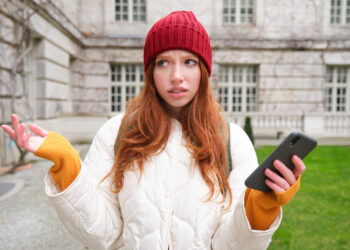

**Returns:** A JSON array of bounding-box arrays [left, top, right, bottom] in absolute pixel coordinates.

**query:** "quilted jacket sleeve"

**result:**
[[44, 114, 125, 250], [211, 123, 282, 250]]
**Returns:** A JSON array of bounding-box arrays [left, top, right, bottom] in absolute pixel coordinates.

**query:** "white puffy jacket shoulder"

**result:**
[[44, 114, 282, 250]]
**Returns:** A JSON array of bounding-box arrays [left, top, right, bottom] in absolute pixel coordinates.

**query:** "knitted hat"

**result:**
[[144, 11, 212, 75]]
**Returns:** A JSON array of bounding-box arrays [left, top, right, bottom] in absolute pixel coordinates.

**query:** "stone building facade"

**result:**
[[1, 0, 350, 165]]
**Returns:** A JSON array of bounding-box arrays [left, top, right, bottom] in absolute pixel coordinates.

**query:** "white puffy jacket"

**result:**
[[45, 114, 281, 250]]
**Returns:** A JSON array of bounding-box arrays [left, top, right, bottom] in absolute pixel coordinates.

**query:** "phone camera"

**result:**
[[289, 136, 300, 147]]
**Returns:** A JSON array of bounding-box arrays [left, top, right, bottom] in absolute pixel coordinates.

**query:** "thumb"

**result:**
[[29, 124, 48, 137]]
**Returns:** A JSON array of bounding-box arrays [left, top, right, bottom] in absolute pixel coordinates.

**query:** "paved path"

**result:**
[[1, 138, 349, 250], [0, 160, 87, 250]]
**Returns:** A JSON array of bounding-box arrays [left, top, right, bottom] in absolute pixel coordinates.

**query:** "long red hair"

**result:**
[[110, 59, 232, 207]]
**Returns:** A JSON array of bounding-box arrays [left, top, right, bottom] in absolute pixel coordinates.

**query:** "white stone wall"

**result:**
[[70, 58, 109, 114], [35, 40, 72, 118], [1, 0, 350, 165], [212, 50, 326, 113], [1, 0, 350, 120], [0, 2, 29, 124], [51, 0, 349, 40]]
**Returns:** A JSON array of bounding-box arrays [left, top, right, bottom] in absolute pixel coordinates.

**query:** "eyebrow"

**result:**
[[156, 54, 199, 60], [155, 55, 170, 60]]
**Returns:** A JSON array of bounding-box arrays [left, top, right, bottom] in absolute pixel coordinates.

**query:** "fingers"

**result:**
[[29, 124, 48, 137], [292, 155, 305, 178], [273, 159, 296, 186], [265, 167, 292, 192], [265, 178, 285, 193], [1, 125, 16, 140], [2, 114, 48, 153], [23, 130, 31, 143], [265, 156, 306, 193], [1, 114, 23, 142], [11, 114, 20, 138], [4, 114, 22, 141], [16, 123, 27, 147]]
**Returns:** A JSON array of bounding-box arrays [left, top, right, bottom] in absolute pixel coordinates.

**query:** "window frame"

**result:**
[[109, 63, 144, 113], [325, 65, 350, 113], [223, 0, 255, 25], [330, 0, 350, 25], [217, 64, 259, 113], [115, 0, 146, 23]]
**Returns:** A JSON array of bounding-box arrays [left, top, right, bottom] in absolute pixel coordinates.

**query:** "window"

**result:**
[[330, 0, 350, 24], [115, 0, 146, 22], [110, 64, 144, 112], [325, 66, 350, 112], [223, 0, 254, 24], [218, 65, 258, 112]]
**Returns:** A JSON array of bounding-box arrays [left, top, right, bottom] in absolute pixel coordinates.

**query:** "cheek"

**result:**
[[191, 70, 201, 93], [153, 71, 163, 92]]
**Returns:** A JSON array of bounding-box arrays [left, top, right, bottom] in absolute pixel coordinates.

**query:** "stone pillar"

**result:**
[[36, 39, 71, 119], [304, 114, 325, 137]]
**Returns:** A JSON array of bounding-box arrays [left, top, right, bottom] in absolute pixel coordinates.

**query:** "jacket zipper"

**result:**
[[165, 125, 183, 250]]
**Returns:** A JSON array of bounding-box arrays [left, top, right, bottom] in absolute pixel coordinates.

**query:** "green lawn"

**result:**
[[254, 145, 350, 250]]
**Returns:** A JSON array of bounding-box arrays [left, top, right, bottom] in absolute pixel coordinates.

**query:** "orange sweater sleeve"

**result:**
[[244, 177, 301, 230], [34, 131, 81, 191]]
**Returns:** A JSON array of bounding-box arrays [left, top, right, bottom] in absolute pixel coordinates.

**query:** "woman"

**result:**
[[1, 11, 304, 250]]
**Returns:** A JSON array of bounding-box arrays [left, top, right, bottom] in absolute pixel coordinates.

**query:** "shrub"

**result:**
[[244, 116, 255, 145]]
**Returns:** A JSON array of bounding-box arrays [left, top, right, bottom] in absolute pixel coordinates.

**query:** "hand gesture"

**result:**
[[265, 155, 306, 193], [1, 114, 48, 153]]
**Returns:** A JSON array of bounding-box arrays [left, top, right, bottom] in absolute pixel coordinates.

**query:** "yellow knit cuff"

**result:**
[[244, 176, 301, 230], [274, 176, 301, 205], [34, 131, 81, 191], [246, 176, 302, 209]]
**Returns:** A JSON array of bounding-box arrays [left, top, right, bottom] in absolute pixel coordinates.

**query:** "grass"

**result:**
[[254, 145, 350, 250]]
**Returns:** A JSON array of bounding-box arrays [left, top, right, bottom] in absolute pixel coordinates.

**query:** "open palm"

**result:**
[[1, 114, 48, 153]]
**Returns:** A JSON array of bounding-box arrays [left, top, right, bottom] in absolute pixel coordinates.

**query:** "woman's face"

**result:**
[[153, 49, 201, 116]]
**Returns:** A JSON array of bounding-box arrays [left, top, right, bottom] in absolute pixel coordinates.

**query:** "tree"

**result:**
[[0, 0, 39, 174]]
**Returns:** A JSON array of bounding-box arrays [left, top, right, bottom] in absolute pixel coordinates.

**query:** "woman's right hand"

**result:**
[[1, 114, 48, 153]]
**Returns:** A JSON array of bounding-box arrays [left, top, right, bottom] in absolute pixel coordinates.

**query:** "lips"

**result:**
[[169, 89, 186, 93], [168, 87, 188, 98], [168, 87, 188, 93]]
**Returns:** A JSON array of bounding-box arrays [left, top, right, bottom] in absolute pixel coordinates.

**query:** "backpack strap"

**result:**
[[219, 121, 233, 177], [114, 124, 124, 156], [113, 115, 135, 156]]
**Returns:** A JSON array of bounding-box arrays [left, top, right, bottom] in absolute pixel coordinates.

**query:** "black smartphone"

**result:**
[[245, 131, 317, 192]]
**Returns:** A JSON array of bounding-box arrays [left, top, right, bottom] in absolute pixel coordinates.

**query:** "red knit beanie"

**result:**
[[144, 11, 212, 76]]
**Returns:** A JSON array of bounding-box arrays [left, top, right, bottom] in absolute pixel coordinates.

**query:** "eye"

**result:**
[[185, 59, 198, 66], [156, 60, 168, 67]]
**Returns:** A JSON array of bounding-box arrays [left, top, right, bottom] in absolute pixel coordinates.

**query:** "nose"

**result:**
[[171, 63, 184, 85]]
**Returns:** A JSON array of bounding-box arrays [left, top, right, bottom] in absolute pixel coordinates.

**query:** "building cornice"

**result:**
[[26, 0, 350, 51], [211, 38, 350, 51], [28, 0, 84, 47]]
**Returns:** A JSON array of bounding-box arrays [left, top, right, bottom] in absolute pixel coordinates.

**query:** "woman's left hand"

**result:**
[[264, 155, 305, 193]]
